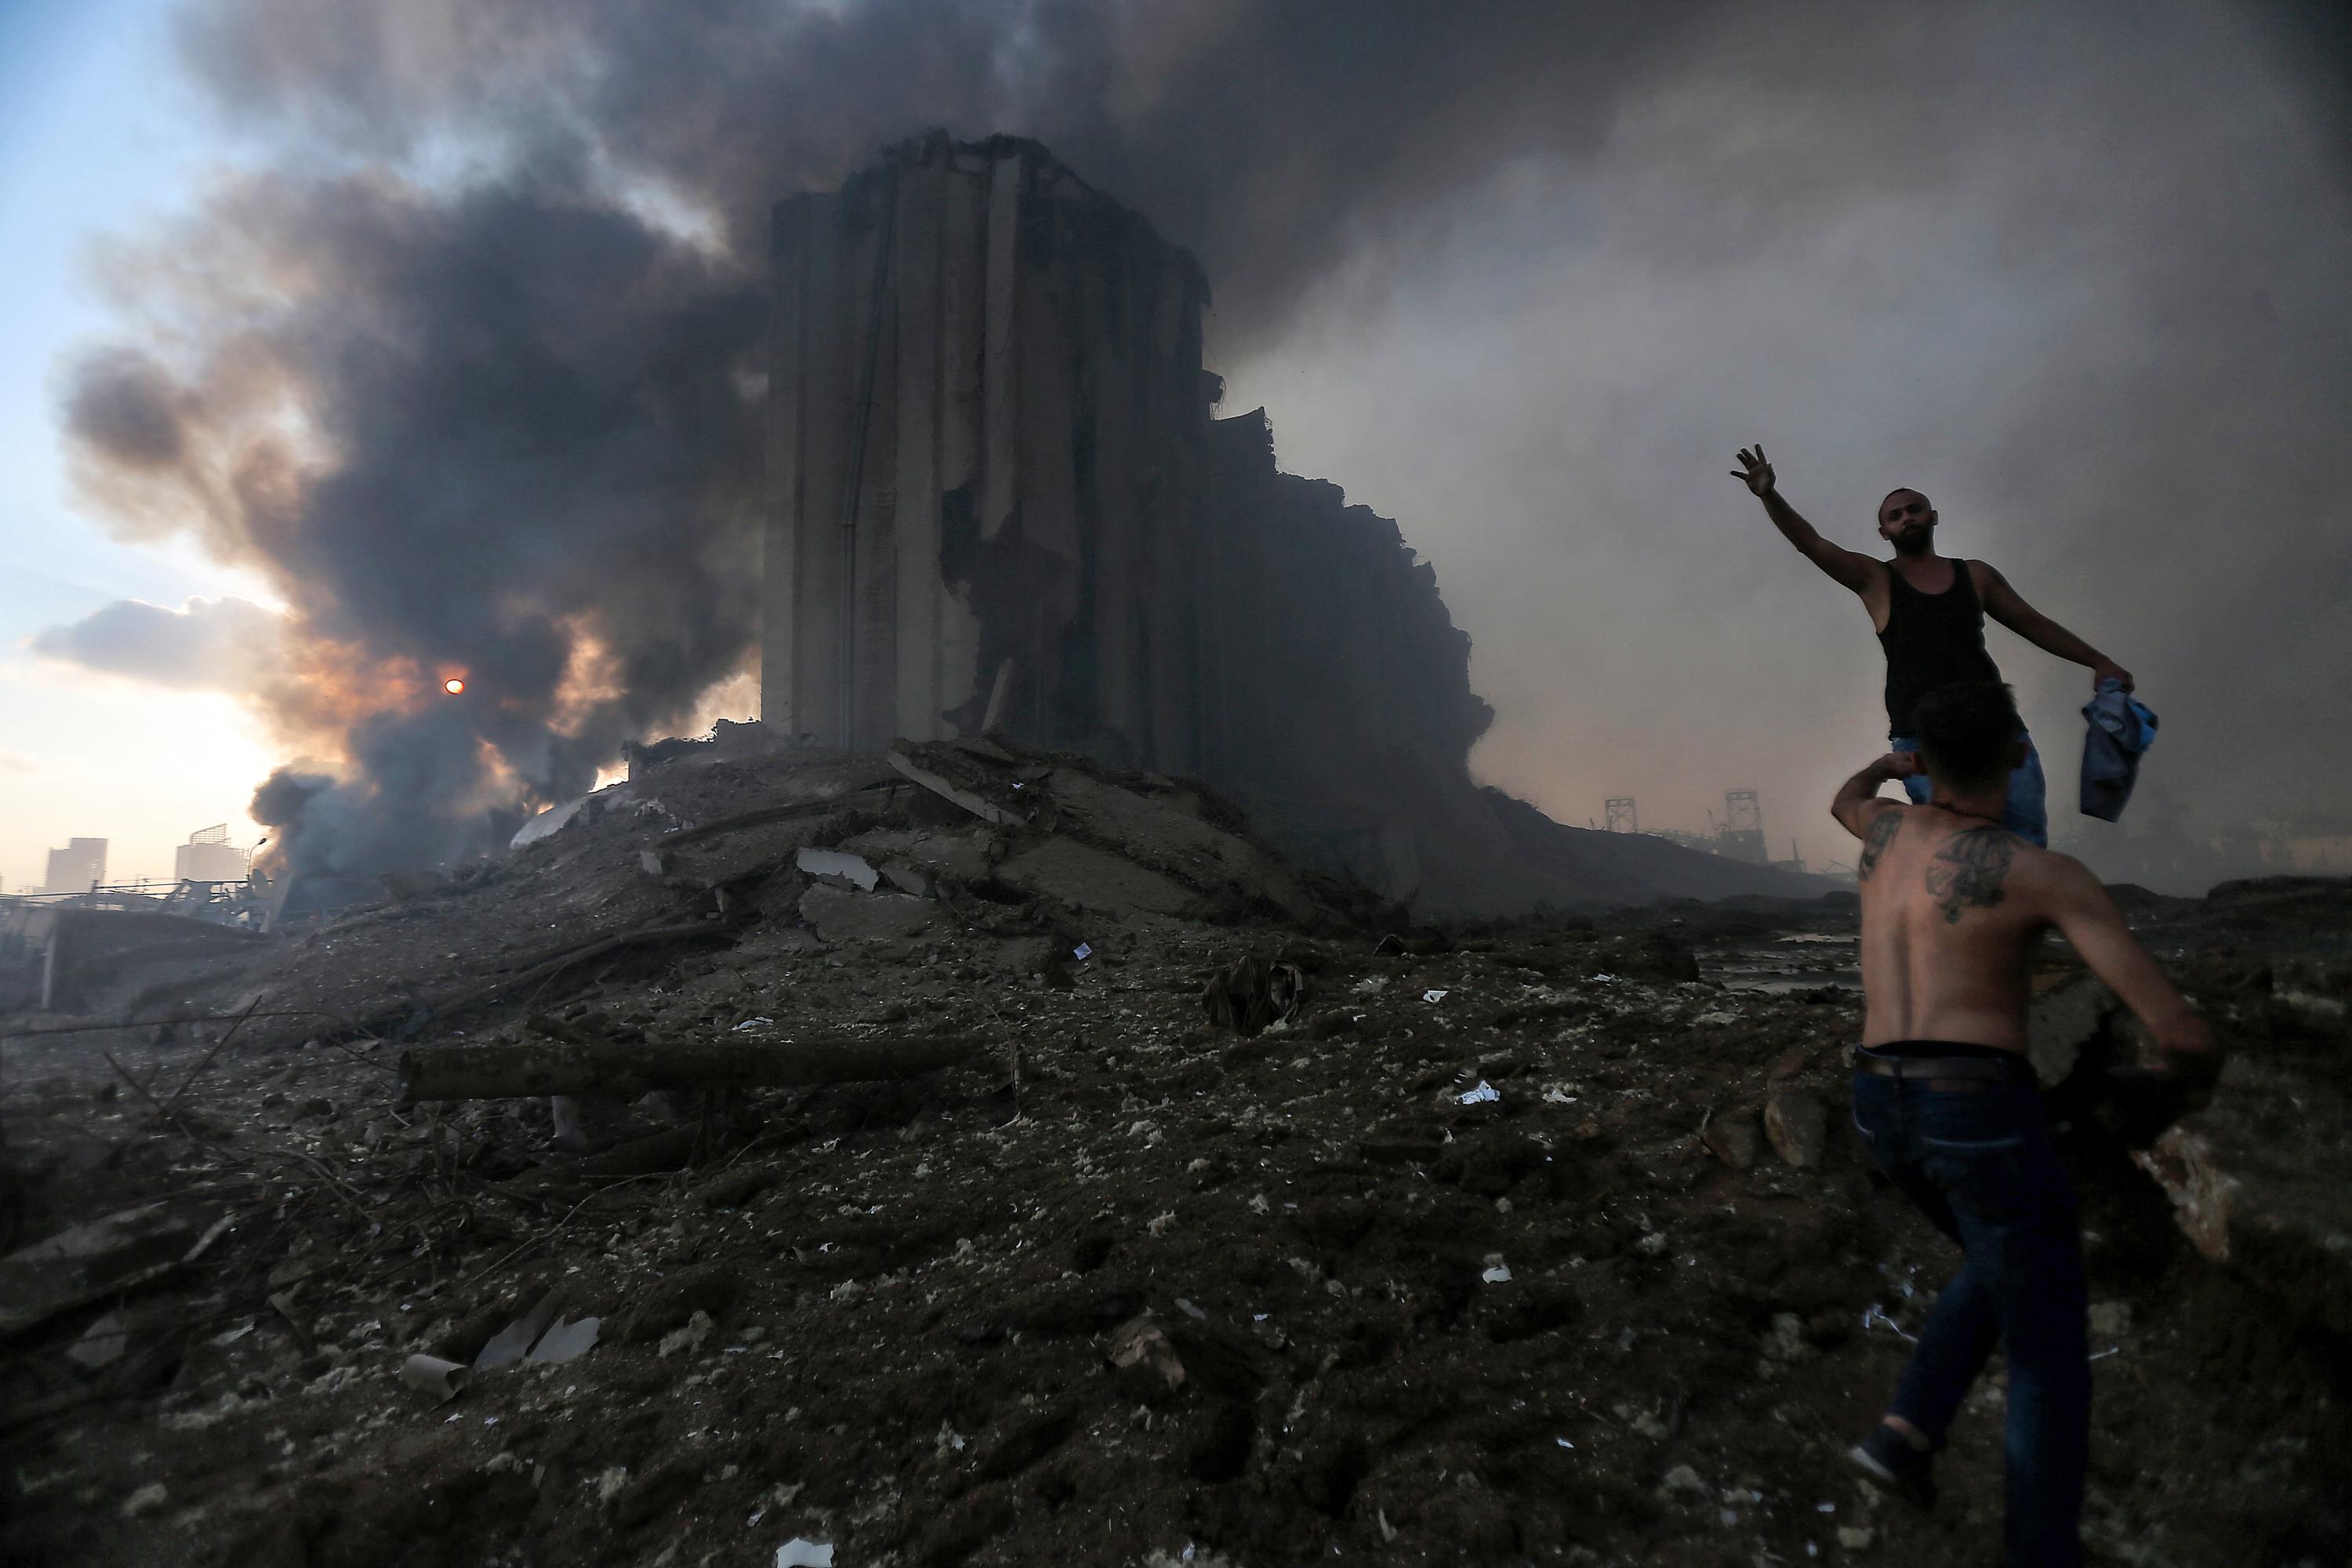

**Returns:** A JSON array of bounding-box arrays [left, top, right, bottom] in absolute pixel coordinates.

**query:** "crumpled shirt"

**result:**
[[2080, 677, 2158, 822]]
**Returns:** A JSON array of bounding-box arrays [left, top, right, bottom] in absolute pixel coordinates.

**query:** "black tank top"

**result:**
[[1878, 560, 2004, 735]]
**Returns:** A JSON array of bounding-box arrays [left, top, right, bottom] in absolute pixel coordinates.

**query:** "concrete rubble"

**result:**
[[0, 739, 2341, 1566]]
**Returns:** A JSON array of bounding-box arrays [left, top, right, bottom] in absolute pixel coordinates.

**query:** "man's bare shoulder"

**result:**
[[1910, 821, 2055, 926], [1999, 840, 2100, 906]]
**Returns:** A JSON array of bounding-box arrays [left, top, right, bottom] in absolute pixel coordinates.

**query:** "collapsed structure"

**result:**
[[760, 134, 1811, 913]]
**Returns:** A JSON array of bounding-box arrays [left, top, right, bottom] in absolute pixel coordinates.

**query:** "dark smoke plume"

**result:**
[[62, 0, 1740, 876], [56, 0, 2350, 880]]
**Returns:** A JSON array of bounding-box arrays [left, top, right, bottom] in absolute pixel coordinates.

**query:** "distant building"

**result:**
[[174, 824, 252, 884], [41, 837, 107, 895]]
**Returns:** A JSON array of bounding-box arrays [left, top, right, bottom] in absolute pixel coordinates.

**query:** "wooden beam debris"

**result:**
[[397, 1033, 978, 1105]]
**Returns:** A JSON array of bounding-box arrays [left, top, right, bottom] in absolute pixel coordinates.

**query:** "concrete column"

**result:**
[[760, 198, 808, 737], [979, 154, 1023, 543], [793, 191, 851, 745], [851, 220, 900, 753], [892, 160, 945, 744], [936, 164, 987, 728], [1087, 256, 1142, 757]]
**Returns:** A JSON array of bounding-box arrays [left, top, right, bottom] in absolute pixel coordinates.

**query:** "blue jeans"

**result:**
[[1850, 1067, 2087, 1566], [1889, 731, 2047, 845]]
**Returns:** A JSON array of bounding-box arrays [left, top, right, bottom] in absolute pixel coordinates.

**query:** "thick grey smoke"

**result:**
[[1216, 0, 2349, 884], [56, 0, 2349, 883]]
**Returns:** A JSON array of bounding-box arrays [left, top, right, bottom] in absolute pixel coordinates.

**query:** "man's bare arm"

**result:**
[[1831, 752, 1922, 840], [1731, 445, 1882, 594], [1974, 561, 2133, 691], [2045, 857, 2219, 1083]]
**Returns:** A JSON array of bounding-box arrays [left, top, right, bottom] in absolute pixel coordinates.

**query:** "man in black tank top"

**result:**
[[1730, 445, 2134, 846]]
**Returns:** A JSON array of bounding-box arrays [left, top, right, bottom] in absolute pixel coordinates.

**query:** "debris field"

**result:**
[[1, 740, 2344, 1567]]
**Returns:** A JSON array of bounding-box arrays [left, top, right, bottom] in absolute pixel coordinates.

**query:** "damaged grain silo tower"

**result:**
[[764, 133, 1811, 913], [763, 131, 1218, 764]]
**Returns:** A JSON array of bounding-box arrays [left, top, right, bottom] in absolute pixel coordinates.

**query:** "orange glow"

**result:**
[[443, 677, 466, 695]]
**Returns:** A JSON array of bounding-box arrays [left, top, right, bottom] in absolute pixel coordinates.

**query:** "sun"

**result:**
[[443, 677, 466, 695]]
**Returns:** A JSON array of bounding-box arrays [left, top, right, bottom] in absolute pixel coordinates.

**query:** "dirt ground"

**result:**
[[2, 744, 2344, 1567]]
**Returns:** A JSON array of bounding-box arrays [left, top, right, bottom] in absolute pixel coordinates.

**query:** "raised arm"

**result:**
[[1731, 445, 1882, 594], [1831, 751, 1922, 840], [2045, 857, 2218, 1082], [1973, 561, 2134, 691]]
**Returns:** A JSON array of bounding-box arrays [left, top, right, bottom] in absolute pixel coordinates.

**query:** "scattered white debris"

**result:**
[[1458, 1080, 1501, 1105], [1861, 1303, 1917, 1342], [733, 1016, 776, 1031], [594, 1466, 629, 1504], [528, 1316, 601, 1365], [1073, 942, 1093, 960], [1146, 1211, 1178, 1236], [1422, 989, 1450, 1004], [1658, 1464, 1709, 1501], [400, 1352, 472, 1404], [121, 1482, 169, 1518], [775, 1539, 834, 1568], [794, 847, 879, 891], [657, 1310, 713, 1359]]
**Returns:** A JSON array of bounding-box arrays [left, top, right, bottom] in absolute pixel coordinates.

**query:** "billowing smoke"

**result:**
[[59, 0, 1742, 877], [53, 0, 2350, 882]]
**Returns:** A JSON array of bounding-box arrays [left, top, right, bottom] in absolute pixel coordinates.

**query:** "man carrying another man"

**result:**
[[1732, 444, 2133, 844], [1828, 680, 2217, 1565]]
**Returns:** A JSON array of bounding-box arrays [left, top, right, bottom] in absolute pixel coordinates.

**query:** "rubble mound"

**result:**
[[0, 755, 2343, 1567]]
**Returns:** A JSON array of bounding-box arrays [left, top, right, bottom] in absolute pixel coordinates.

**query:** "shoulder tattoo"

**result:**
[[1857, 811, 1902, 880], [1925, 828, 2015, 924]]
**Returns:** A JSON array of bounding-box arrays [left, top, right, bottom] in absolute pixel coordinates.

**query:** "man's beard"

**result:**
[[1893, 524, 1933, 554]]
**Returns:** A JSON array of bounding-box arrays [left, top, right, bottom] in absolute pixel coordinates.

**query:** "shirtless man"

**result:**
[[1733, 445, 2133, 845], [1830, 680, 2216, 1566]]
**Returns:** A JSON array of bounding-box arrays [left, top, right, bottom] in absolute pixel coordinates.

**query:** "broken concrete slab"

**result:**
[[2028, 971, 2114, 1086], [1040, 768, 1320, 925], [800, 885, 946, 943], [1763, 1086, 1828, 1169], [996, 837, 1195, 920], [0, 1204, 220, 1339], [837, 827, 995, 885], [795, 847, 881, 891], [888, 750, 1025, 828], [1701, 1110, 1760, 1171]]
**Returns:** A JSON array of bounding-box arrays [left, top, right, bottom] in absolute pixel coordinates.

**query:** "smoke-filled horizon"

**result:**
[[42, 0, 2351, 884]]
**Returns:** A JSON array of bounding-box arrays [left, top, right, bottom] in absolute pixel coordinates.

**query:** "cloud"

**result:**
[[30, 596, 284, 693]]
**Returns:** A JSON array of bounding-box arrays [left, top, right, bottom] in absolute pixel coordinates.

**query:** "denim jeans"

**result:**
[[1850, 1066, 2087, 1567], [1889, 730, 2048, 846]]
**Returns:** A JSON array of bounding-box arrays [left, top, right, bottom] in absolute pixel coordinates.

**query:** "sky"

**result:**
[[2, 0, 2347, 894], [0, 0, 283, 891]]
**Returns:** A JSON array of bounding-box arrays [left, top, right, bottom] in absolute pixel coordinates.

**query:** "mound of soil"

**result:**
[[2, 748, 2343, 1566]]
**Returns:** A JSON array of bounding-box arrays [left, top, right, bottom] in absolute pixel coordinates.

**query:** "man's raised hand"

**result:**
[[1730, 445, 1775, 497]]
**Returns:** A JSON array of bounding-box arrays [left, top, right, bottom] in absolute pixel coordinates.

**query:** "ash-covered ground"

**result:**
[[2, 741, 2344, 1567]]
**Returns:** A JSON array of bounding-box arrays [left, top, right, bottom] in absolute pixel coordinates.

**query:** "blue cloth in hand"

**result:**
[[2080, 678, 2157, 822]]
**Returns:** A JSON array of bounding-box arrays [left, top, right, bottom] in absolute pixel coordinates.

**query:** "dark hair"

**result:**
[[1880, 487, 1929, 517], [1911, 681, 2021, 788]]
